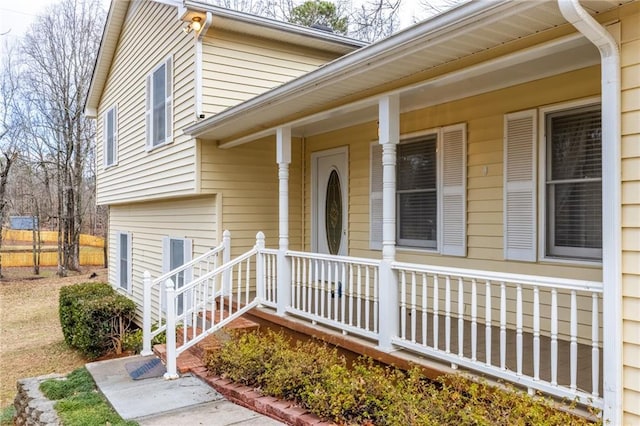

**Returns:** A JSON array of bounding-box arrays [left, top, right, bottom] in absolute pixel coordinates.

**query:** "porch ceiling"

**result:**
[[184, 0, 626, 147]]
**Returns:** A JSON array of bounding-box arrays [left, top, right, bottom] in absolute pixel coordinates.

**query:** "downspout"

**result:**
[[195, 11, 213, 119], [557, 1, 622, 424]]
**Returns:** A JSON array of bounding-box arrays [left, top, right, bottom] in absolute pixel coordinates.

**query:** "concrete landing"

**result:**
[[86, 355, 282, 425]]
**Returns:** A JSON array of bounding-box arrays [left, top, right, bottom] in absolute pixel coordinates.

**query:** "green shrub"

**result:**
[[122, 326, 167, 354], [59, 283, 136, 359], [206, 330, 601, 426]]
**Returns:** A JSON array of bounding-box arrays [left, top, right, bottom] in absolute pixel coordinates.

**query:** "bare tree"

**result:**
[[19, 0, 105, 275], [0, 41, 22, 278], [349, 0, 400, 42]]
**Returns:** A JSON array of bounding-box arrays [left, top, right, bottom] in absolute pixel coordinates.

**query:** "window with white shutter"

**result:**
[[162, 237, 193, 314], [504, 110, 537, 261], [146, 57, 173, 150], [397, 135, 438, 248], [103, 106, 117, 168], [116, 231, 132, 292], [368, 124, 466, 255], [544, 104, 601, 261]]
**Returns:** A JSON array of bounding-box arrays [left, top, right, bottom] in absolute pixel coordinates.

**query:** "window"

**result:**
[[116, 232, 131, 292], [370, 124, 466, 255], [103, 106, 117, 167], [146, 57, 172, 149], [162, 237, 192, 315], [397, 135, 437, 248], [545, 104, 601, 260]]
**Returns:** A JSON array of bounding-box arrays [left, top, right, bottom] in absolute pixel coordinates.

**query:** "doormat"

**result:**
[[125, 357, 166, 380]]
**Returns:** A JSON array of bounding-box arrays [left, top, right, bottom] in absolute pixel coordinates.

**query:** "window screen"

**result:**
[[396, 135, 437, 248], [546, 105, 601, 260]]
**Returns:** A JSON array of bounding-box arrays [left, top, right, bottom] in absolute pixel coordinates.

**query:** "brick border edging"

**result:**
[[190, 367, 335, 426]]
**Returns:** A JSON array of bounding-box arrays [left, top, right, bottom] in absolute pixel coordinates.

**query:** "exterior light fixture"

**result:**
[[191, 16, 202, 32], [183, 16, 203, 34]]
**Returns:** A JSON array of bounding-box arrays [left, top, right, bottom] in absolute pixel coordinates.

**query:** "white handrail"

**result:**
[[392, 261, 603, 292]]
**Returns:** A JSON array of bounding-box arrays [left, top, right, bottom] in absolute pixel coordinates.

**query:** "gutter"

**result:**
[[557, 1, 622, 423]]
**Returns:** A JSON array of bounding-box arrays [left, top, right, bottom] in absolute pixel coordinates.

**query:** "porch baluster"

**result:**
[[411, 272, 417, 343], [533, 286, 540, 382], [458, 277, 464, 359], [445, 275, 451, 355], [334, 262, 339, 322], [592, 292, 600, 397], [353, 265, 358, 327], [485, 280, 491, 367], [500, 282, 506, 370], [400, 271, 407, 340], [373, 267, 379, 333], [320, 260, 326, 318], [471, 278, 477, 362], [516, 284, 523, 376], [341, 263, 347, 325], [551, 288, 558, 386], [307, 258, 313, 312], [433, 275, 439, 351], [570, 290, 578, 390], [314, 259, 319, 317], [422, 273, 427, 346]]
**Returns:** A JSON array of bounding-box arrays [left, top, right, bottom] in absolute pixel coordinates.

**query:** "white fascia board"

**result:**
[[184, 0, 366, 49], [84, 0, 129, 117]]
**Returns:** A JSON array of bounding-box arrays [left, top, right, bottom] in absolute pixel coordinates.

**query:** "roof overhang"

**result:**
[[184, 0, 626, 147], [84, 0, 129, 118], [183, 0, 366, 54], [84, 0, 366, 118]]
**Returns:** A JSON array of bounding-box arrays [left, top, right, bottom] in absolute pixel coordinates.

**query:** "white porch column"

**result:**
[[377, 95, 400, 351], [276, 127, 292, 315]]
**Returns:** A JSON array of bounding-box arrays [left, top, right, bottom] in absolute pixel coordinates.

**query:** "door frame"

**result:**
[[311, 146, 349, 255]]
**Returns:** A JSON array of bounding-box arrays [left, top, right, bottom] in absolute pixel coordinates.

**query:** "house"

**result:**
[[84, 0, 640, 423]]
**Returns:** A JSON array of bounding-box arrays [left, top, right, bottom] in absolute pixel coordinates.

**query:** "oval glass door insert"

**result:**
[[325, 169, 342, 255]]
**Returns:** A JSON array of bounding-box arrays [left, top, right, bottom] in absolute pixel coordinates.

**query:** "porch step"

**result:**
[[153, 314, 260, 374]]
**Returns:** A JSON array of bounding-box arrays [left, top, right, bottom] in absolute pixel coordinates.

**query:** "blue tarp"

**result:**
[[10, 216, 38, 230]]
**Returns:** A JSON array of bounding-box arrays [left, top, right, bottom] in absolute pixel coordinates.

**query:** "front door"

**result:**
[[312, 147, 348, 256]]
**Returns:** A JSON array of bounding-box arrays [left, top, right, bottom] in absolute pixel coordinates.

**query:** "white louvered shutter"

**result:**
[[503, 110, 537, 261], [165, 57, 173, 142], [370, 143, 383, 250], [441, 123, 466, 256]]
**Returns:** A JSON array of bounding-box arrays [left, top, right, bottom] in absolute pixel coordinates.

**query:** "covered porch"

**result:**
[[176, 0, 624, 418]]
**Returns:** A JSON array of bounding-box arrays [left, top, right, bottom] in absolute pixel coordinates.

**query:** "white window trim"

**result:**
[[397, 129, 440, 250], [115, 231, 132, 293], [103, 105, 118, 169], [145, 55, 173, 152], [537, 96, 602, 266]]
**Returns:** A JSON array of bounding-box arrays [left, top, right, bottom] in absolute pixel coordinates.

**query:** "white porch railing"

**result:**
[[286, 251, 380, 340], [141, 231, 231, 358], [140, 230, 604, 409], [142, 231, 263, 378], [392, 261, 603, 408]]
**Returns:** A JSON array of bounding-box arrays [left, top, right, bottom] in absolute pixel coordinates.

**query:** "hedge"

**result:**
[[59, 283, 136, 359]]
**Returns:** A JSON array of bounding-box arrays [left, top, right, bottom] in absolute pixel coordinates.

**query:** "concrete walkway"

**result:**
[[86, 355, 283, 425]]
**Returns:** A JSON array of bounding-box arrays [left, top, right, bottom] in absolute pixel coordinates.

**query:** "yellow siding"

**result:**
[[109, 196, 217, 318], [199, 138, 302, 258], [96, 2, 197, 205], [201, 31, 338, 116], [304, 66, 602, 282], [620, 3, 640, 422]]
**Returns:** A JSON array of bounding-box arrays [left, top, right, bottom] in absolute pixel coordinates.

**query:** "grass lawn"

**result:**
[[0, 267, 107, 408]]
